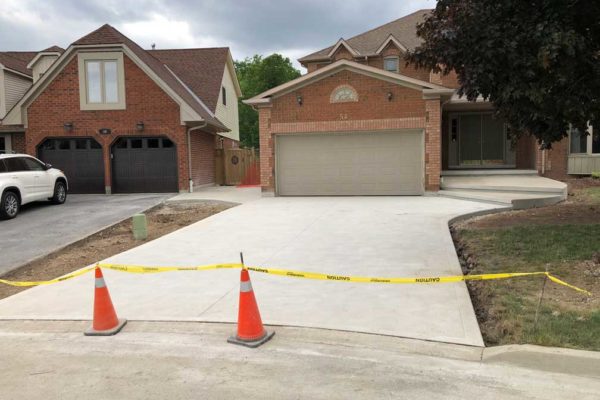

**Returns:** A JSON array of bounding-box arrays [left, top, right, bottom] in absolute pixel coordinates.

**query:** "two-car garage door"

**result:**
[[276, 130, 424, 196]]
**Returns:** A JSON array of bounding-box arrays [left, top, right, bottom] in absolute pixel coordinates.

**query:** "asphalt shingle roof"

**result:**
[[149, 48, 228, 113], [299, 9, 432, 63], [0, 52, 37, 76]]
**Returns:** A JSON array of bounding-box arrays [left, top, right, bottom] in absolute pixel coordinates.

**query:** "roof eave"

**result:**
[[247, 59, 451, 104]]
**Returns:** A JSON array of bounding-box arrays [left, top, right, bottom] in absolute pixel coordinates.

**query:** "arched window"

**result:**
[[330, 85, 358, 103]]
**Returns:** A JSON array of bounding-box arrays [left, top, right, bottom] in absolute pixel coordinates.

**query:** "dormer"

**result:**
[[27, 46, 64, 83], [328, 39, 359, 61]]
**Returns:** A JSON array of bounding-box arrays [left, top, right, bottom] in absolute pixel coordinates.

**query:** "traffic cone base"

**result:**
[[84, 318, 127, 336], [227, 330, 275, 348]]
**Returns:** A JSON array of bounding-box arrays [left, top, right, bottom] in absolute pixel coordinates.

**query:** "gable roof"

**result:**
[[26, 46, 65, 69], [0, 52, 38, 77], [149, 48, 230, 113], [298, 9, 431, 63], [73, 24, 227, 130], [244, 59, 453, 106], [4, 24, 229, 131]]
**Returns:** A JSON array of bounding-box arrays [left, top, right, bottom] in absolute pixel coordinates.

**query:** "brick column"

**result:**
[[258, 105, 274, 194], [424, 97, 441, 191]]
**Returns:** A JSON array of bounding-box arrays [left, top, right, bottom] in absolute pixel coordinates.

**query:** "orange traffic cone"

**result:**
[[84, 267, 127, 336], [228, 268, 274, 347]]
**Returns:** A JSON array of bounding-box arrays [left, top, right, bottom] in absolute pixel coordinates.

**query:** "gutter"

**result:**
[[186, 122, 207, 193]]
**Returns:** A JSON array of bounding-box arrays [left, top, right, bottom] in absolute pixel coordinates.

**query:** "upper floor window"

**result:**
[[384, 57, 399, 73], [222, 86, 227, 106], [78, 52, 126, 110]]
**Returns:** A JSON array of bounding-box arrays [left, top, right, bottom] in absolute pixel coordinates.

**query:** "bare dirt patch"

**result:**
[[0, 201, 233, 300]]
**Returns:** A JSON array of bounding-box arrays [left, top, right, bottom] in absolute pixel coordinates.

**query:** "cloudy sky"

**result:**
[[0, 0, 434, 70]]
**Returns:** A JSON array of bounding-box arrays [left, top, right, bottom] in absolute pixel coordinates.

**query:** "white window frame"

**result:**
[[78, 52, 126, 110], [383, 56, 399, 73], [0, 133, 12, 154], [568, 124, 598, 156]]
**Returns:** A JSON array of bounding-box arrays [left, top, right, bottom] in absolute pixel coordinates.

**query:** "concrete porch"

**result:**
[[439, 170, 567, 209]]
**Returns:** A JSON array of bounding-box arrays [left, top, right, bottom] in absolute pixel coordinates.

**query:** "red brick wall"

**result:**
[[259, 69, 442, 194], [271, 70, 425, 123], [425, 98, 441, 190], [515, 135, 537, 169], [24, 53, 192, 192], [11, 133, 26, 153], [190, 131, 215, 187], [538, 137, 569, 180]]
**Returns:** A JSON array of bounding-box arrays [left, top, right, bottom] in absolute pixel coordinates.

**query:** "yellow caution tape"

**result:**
[[245, 267, 591, 295], [0, 266, 96, 287], [0, 262, 591, 296]]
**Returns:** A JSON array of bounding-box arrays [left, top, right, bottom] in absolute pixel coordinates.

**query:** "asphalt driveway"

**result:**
[[0, 194, 172, 275], [0, 196, 504, 346]]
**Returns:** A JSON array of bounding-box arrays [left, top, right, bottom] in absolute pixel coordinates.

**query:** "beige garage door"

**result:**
[[276, 130, 424, 196]]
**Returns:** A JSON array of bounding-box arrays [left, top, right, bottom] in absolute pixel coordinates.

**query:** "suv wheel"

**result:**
[[1, 191, 20, 219], [51, 181, 67, 204]]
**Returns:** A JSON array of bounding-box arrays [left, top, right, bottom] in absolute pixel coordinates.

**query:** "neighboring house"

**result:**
[[245, 9, 599, 196], [1, 24, 241, 194], [0, 50, 40, 154]]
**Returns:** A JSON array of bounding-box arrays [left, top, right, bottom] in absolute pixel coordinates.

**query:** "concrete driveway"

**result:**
[[0, 196, 504, 346], [0, 194, 172, 275]]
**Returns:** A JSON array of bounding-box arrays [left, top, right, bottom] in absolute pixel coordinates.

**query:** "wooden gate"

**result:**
[[216, 148, 260, 186]]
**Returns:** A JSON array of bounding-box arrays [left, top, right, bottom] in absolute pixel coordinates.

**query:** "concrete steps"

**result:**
[[438, 190, 565, 209], [441, 169, 539, 177], [439, 173, 568, 209]]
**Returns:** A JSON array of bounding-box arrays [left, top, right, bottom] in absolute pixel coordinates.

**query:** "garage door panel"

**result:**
[[277, 131, 423, 196], [112, 137, 177, 193], [38, 138, 104, 194]]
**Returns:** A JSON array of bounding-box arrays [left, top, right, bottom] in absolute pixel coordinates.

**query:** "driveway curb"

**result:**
[[482, 344, 600, 378]]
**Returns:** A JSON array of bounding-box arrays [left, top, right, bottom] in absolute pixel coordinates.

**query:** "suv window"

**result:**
[[4, 157, 28, 172], [0, 160, 7, 173], [22, 157, 45, 171]]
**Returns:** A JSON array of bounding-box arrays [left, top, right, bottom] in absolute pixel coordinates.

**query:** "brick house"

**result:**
[[1, 24, 241, 193], [245, 9, 599, 196]]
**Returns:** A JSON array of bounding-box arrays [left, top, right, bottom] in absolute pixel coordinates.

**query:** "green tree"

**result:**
[[236, 54, 301, 148], [407, 0, 600, 147]]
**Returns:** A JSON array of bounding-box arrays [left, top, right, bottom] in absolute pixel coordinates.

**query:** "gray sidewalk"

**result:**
[[0, 321, 597, 400]]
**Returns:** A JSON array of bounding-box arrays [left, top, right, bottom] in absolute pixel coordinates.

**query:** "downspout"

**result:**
[[187, 122, 208, 193], [541, 148, 546, 175]]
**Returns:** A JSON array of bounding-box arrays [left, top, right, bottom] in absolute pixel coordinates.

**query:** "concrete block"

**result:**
[[132, 213, 148, 240]]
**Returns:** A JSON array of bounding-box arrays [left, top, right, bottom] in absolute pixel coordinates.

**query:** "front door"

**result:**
[[0, 134, 12, 154], [457, 114, 514, 167]]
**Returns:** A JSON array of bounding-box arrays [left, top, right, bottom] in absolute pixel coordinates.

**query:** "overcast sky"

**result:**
[[0, 0, 434, 70]]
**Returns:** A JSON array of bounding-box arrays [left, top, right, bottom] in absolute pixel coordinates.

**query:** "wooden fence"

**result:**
[[216, 148, 260, 186]]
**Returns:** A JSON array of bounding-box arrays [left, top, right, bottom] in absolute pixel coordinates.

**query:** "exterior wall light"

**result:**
[[296, 94, 303, 106], [136, 121, 145, 132], [63, 122, 73, 132], [387, 92, 393, 101]]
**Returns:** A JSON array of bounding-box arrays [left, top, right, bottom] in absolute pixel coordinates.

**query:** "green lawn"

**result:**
[[456, 187, 599, 350]]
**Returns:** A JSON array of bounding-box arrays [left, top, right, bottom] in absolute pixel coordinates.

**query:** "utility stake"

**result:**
[[533, 265, 549, 331], [240, 252, 245, 269]]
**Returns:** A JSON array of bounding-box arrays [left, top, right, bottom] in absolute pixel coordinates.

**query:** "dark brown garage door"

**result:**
[[38, 138, 104, 193], [111, 137, 178, 193]]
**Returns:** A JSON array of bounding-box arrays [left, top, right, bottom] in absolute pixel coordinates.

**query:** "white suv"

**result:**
[[0, 154, 68, 219]]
